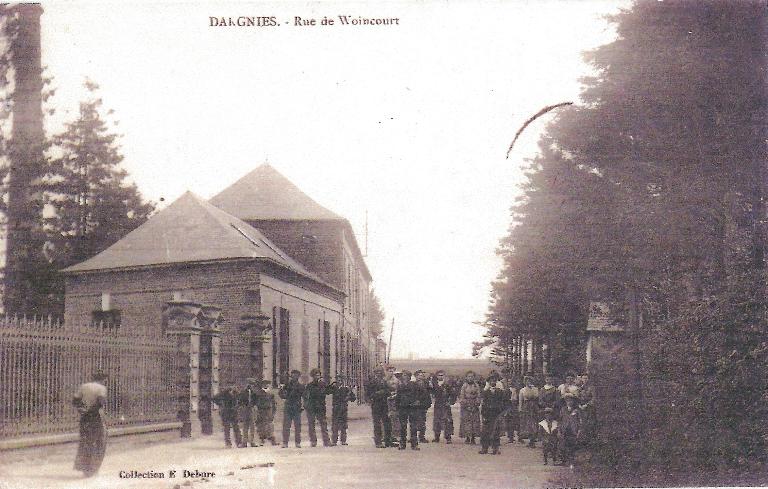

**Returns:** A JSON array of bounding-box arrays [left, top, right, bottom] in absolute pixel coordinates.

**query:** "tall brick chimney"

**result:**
[[4, 4, 45, 315]]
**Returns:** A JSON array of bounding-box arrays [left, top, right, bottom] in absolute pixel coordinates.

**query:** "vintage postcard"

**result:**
[[0, 1, 765, 488]]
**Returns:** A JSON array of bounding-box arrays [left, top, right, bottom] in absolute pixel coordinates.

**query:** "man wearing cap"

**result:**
[[303, 368, 331, 447], [327, 374, 356, 445], [238, 378, 259, 447], [279, 369, 305, 448], [414, 370, 431, 444], [479, 372, 506, 455], [73, 371, 108, 477], [429, 370, 456, 443], [213, 384, 242, 449], [395, 369, 422, 450], [365, 367, 392, 448], [385, 366, 401, 447]]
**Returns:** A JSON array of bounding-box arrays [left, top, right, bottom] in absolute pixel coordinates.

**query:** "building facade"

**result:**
[[209, 164, 379, 388], [64, 166, 383, 390], [63, 192, 346, 387]]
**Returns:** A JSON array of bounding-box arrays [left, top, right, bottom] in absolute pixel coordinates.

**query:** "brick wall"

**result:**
[[64, 260, 344, 387], [246, 219, 345, 289]]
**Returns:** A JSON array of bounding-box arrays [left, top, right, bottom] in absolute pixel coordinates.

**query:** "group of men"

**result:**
[[365, 366, 459, 451], [214, 368, 358, 449], [364, 366, 596, 463], [277, 368, 357, 448], [212, 377, 278, 448]]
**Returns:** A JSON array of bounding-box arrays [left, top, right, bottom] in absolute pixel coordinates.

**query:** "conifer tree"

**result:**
[[43, 81, 154, 312]]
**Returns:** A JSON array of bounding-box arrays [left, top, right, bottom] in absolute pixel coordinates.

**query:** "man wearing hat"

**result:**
[[413, 370, 431, 444], [213, 384, 242, 449], [365, 367, 392, 448], [395, 369, 422, 450], [327, 374, 356, 445], [303, 368, 331, 447], [479, 372, 506, 455], [279, 369, 305, 448], [429, 370, 456, 443], [238, 378, 259, 447], [385, 366, 401, 447]]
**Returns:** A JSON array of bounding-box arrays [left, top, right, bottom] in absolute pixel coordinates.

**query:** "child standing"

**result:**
[[537, 407, 559, 465], [559, 393, 581, 467]]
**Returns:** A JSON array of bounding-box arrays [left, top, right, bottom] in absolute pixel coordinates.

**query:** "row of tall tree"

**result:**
[[0, 7, 153, 317], [483, 0, 768, 477]]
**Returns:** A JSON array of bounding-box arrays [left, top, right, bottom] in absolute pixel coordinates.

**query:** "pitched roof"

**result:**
[[209, 164, 342, 221], [62, 191, 331, 288]]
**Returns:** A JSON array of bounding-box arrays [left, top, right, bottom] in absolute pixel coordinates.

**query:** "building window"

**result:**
[[92, 309, 121, 329]]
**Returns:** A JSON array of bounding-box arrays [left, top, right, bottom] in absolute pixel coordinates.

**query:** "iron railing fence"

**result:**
[[0, 315, 181, 440]]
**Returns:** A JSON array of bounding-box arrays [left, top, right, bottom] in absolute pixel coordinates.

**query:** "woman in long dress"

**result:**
[[458, 371, 482, 444], [73, 372, 108, 477], [518, 375, 540, 447]]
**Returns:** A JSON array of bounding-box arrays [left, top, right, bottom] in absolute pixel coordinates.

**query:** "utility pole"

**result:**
[[386, 317, 394, 363]]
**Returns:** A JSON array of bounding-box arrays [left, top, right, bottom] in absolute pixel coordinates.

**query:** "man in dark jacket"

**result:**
[[430, 370, 456, 444], [278, 370, 305, 448], [414, 370, 432, 443], [238, 378, 258, 447], [479, 373, 507, 455], [365, 367, 392, 448], [396, 370, 424, 450], [327, 374, 356, 446], [213, 385, 242, 448], [303, 368, 330, 447]]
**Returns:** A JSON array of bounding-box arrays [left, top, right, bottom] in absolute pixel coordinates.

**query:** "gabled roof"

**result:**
[[62, 192, 333, 290], [210, 164, 372, 280], [209, 164, 343, 221]]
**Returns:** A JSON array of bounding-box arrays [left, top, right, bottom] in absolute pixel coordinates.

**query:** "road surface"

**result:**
[[0, 405, 565, 489]]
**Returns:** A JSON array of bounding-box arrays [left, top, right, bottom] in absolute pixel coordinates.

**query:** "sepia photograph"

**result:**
[[0, 1, 766, 488]]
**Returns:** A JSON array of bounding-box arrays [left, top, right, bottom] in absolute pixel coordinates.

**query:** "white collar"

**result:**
[[538, 419, 558, 432]]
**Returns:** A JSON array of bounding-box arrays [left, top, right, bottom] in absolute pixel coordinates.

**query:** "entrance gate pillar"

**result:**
[[240, 312, 273, 380], [198, 305, 222, 435], [163, 300, 203, 438]]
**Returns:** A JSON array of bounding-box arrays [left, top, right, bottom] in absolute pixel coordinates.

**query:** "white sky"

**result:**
[[38, 0, 626, 359]]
